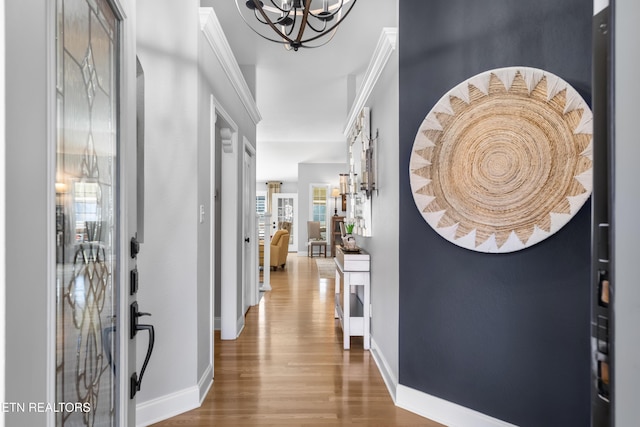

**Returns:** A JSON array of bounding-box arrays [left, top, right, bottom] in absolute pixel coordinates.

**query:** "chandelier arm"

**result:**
[[267, 0, 288, 13], [273, 10, 292, 27], [297, 0, 356, 45], [304, 18, 328, 34], [250, 0, 296, 43], [253, 8, 270, 25], [236, 0, 295, 45], [285, 10, 295, 37], [308, 0, 344, 20], [297, 27, 337, 49], [293, 0, 313, 45]]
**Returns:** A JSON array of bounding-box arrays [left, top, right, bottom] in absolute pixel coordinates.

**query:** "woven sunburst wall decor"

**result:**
[[409, 67, 593, 253]]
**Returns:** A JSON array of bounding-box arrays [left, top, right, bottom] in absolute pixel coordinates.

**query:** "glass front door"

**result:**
[[55, 0, 120, 425], [272, 193, 298, 252]]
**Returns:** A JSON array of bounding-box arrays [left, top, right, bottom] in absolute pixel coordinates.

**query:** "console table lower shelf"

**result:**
[[334, 247, 370, 350]]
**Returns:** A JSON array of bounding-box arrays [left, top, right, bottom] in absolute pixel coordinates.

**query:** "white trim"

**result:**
[[135, 385, 201, 427], [199, 7, 262, 125], [396, 385, 518, 427], [108, 0, 127, 19], [343, 27, 397, 136], [237, 316, 246, 338], [220, 123, 240, 340], [46, 0, 57, 425], [370, 337, 398, 403], [1, 2, 6, 425], [118, 0, 137, 423], [211, 93, 239, 132], [243, 138, 259, 308], [220, 127, 234, 153], [594, 0, 609, 16], [209, 94, 216, 380], [198, 364, 214, 403]]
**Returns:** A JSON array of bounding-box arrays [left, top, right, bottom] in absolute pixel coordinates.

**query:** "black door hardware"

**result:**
[[130, 301, 155, 399], [130, 236, 140, 259], [130, 268, 139, 295]]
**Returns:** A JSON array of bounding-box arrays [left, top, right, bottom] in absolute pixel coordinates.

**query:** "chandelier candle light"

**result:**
[[236, 0, 358, 51]]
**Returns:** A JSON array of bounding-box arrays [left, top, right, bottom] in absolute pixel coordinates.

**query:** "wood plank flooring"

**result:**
[[152, 256, 443, 426]]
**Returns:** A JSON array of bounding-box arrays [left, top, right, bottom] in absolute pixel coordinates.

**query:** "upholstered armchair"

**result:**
[[307, 221, 326, 257], [269, 229, 290, 270]]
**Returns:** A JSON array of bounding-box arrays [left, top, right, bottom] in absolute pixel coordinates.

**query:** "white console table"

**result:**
[[334, 246, 370, 350]]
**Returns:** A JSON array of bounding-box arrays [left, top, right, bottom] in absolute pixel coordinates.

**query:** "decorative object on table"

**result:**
[[331, 187, 341, 216], [343, 222, 358, 251], [409, 66, 593, 253], [234, 0, 358, 51]]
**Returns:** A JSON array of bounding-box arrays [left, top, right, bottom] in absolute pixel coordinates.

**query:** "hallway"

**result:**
[[152, 256, 442, 426]]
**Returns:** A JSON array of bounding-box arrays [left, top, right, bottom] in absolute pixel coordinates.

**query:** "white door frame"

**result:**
[[208, 95, 217, 374], [243, 138, 259, 309], [216, 100, 244, 340]]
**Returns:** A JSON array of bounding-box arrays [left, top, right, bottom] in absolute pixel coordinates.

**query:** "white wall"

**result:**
[[4, 1, 54, 425], [614, 0, 640, 424], [352, 46, 400, 396], [338, 26, 400, 400], [136, 4, 259, 424], [1, 4, 6, 426], [135, 0, 201, 419]]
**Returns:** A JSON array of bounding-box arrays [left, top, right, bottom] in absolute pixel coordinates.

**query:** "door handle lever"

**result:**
[[131, 323, 155, 399], [129, 301, 155, 399]]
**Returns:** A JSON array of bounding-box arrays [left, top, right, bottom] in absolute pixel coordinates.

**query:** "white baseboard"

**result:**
[[136, 365, 213, 426], [214, 316, 221, 330], [136, 385, 200, 427], [236, 315, 245, 338], [198, 364, 213, 403], [370, 337, 398, 403], [396, 385, 518, 427]]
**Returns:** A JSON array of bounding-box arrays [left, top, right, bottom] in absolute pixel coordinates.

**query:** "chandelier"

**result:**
[[235, 0, 358, 51]]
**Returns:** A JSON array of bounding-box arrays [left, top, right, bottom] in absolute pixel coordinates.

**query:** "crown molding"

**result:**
[[343, 27, 398, 136], [199, 7, 262, 125]]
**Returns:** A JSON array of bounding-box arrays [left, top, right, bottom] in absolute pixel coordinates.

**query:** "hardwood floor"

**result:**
[[152, 255, 443, 426]]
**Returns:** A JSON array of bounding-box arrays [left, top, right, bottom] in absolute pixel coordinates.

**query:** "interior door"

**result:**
[[243, 147, 258, 311], [272, 193, 298, 252], [54, 0, 133, 424]]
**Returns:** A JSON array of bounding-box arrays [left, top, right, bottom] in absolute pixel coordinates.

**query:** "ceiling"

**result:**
[[203, 1, 398, 182]]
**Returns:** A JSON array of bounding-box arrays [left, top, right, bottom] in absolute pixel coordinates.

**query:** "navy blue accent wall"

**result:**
[[398, 1, 592, 426]]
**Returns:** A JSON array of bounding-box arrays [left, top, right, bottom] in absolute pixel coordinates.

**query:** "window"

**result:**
[[310, 185, 328, 239]]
